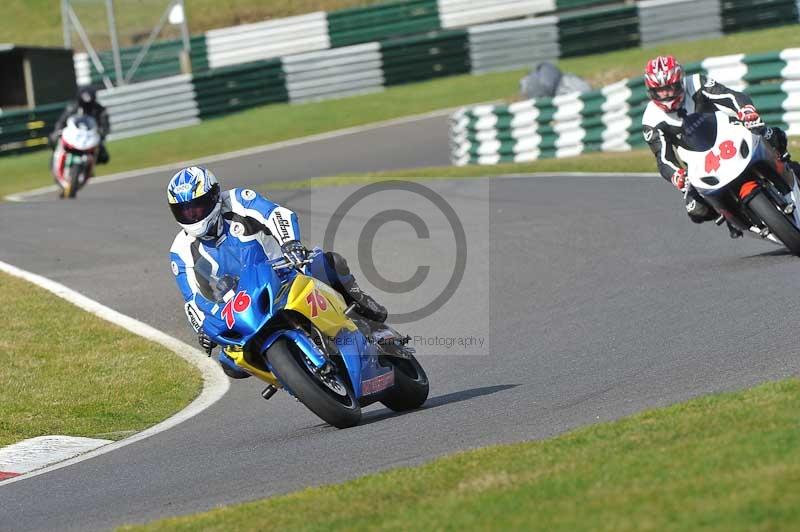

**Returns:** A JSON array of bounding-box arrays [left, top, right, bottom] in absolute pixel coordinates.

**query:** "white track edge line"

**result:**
[[0, 260, 230, 487], [4, 107, 460, 202]]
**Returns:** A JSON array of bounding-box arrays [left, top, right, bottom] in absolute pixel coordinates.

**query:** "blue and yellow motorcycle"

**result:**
[[193, 246, 429, 428]]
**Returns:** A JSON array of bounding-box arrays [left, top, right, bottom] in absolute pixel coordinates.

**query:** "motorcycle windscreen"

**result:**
[[680, 113, 718, 152], [193, 258, 240, 304]]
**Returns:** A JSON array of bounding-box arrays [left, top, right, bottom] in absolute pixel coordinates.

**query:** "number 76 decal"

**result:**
[[306, 288, 328, 317], [221, 291, 251, 329], [705, 140, 738, 173]]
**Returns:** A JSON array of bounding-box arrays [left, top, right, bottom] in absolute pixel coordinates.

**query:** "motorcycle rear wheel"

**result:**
[[267, 337, 362, 428], [748, 190, 800, 256], [380, 353, 429, 412]]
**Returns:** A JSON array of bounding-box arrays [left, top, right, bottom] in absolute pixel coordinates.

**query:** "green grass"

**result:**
[[258, 136, 800, 190], [121, 377, 800, 531], [260, 149, 657, 190], [0, 272, 202, 446], [0, 0, 383, 48], [2, 24, 797, 199]]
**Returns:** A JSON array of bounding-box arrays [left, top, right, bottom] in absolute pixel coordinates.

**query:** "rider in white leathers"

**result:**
[[642, 55, 798, 236]]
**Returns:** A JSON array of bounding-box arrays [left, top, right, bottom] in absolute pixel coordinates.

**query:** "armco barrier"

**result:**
[[68, 0, 800, 88], [283, 43, 384, 103], [558, 4, 640, 58], [721, 0, 798, 33], [327, 0, 440, 48], [75, 36, 207, 87], [437, 0, 555, 29], [467, 16, 560, 74], [8, 0, 800, 159], [97, 75, 199, 140], [638, 0, 722, 45], [381, 30, 471, 86], [192, 59, 288, 118], [450, 48, 800, 166], [204, 13, 330, 70]]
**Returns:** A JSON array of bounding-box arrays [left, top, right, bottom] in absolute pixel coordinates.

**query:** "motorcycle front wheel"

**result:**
[[267, 337, 362, 428], [67, 165, 82, 199], [748, 190, 800, 256]]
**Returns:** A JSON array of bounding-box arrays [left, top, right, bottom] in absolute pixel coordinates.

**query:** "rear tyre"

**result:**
[[267, 337, 361, 428], [380, 354, 429, 412], [748, 190, 800, 256]]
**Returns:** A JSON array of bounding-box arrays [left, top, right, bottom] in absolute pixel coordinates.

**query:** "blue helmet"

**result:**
[[167, 166, 222, 239]]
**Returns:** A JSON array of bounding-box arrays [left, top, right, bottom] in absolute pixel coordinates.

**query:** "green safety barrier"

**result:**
[[450, 49, 798, 165], [555, 0, 622, 10], [0, 102, 65, 155], [558, 4, 640, 58], [381, 30, 470, 85], [87, 35, 209, 85], [192, 59, 288, 118], [721, 0, 798, 33], [327, 0, 440, 48]]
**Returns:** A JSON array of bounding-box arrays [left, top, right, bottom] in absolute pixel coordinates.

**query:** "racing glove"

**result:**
[[281, 240, 309, 267], [198, 330, 217, 355], [737, 105, 762, 129], [671, 168, 687, 191]]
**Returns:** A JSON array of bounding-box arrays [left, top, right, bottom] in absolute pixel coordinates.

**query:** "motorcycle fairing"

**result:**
[[281, 274, 392, 399], [197, 260, 282, 347], [679, 112, 757, 195], [284, 274, 357, 337]]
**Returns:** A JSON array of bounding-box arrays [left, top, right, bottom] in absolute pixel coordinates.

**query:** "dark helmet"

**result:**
[[76, 85, 97, 109]]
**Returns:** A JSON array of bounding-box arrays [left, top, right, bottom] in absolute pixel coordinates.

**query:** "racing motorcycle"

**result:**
[[50, 114, 101, 198], [192, 246, 429, 428], [677, 112, 800, 255]]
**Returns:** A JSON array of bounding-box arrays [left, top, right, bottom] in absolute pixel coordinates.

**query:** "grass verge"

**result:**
[[0, 272, 202, 447], [259, 136, 800, 190], [2, 24, 796, 199], [121, 377, 800, 531]]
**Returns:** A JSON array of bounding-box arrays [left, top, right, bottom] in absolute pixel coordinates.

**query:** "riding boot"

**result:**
[[685, 189, 717, 224], [726, 221, 743, 239], [324, 252, 388, 323]]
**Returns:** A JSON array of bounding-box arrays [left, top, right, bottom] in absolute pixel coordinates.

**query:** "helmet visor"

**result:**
[[170, 184, 219, 224], [648, 82, 683, 103]]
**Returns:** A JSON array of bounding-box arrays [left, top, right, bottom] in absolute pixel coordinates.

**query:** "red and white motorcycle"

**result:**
[[677, 111, 800, 255], [50, 114, 101, 199]]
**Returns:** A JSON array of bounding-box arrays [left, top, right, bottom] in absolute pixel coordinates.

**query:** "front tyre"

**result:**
[[380, 354, 429, 412], [67, 165, 81, 199], [748, 190, 800, 256], [267, 338, 361, 428]]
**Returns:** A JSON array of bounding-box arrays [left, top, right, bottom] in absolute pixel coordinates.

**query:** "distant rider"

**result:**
[[642, 55, 799, 236], [167, 166, 388, 378], [51, 85, 111, 164]]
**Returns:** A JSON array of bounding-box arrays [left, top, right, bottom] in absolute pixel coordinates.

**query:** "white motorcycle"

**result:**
[[677, 111, 800, 255], [50, 114, 101, 199]]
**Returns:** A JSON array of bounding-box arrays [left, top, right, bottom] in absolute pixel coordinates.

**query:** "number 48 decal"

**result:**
[[705, 140, 738, 173]]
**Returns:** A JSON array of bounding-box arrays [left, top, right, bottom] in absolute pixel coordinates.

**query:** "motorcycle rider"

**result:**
[[51, 85, 111, 164], [167, 166, 388, 377], [642, 55, 798, 237]]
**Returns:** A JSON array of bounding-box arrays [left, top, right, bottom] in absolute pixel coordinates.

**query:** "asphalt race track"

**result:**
[[2, 115, 799, 531]]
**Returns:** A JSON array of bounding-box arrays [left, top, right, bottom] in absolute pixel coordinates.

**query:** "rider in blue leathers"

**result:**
[[167, 166, 387, 378]]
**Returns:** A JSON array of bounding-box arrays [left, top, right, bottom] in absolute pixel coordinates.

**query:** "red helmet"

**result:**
[[644, 56, 685, 112]]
